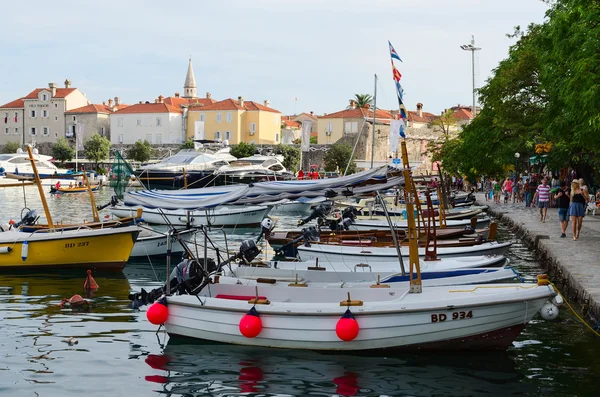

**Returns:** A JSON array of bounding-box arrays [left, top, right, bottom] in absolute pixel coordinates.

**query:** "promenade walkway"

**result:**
[[475, 193, 600, 325]]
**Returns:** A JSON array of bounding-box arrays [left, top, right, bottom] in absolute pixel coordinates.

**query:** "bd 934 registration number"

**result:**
[[431, 311, 473, 323]]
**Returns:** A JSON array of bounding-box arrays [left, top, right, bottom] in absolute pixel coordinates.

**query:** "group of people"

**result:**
[[296, 170, 320, 180], [484, 177, 526, 205], [543, 178, 589, 240]]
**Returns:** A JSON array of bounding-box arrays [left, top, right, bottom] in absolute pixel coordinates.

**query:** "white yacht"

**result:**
[[215, 153, 294, 185]]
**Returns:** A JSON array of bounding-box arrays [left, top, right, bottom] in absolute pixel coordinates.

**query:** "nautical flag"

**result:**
[[395, 80, 404, 103], [392, 64, 402, 82], [399, 120, 406, 139], [388, 41, 402, 62], [301, 120, 311, 152]]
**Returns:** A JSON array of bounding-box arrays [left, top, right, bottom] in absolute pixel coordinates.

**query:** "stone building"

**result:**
[[65, 97, 128, 143]]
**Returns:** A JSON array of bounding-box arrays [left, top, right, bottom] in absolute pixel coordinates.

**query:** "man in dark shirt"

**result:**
[[555, 180, 570, 237]]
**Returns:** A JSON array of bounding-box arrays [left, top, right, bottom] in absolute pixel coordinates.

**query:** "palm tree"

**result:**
[[350, 94, 373, 108]]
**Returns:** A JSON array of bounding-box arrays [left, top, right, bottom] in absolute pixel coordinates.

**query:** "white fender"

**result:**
[[540, 302, 559, 320], [0, 246, 12, 254], [21, 241, 28, 261]]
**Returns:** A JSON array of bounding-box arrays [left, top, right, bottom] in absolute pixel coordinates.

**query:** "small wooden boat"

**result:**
[[50, 184, 100, 194]]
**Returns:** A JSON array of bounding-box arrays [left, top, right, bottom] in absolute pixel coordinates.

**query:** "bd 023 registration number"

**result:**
[[431, 311, 473, 323], [64, 241, 89, 248]]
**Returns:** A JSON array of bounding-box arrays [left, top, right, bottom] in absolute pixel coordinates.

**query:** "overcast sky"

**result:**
[[0, 0, 549, 116]]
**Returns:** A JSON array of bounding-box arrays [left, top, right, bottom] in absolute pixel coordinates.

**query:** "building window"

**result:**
[[30, 110, 36, 118], [14, 127, 19, 135], [54, 103, 58, 108], [344, 121, 358, 133], [54, 132, 58, 138], [216, 113, 222, 122], [100, 127, 105, 136], [275, 133, 279, 142], [136, 119, 142, 126], [72, 116, 76, 121], [42, 110, 48, 118], [214, 131, 221, 140], [156, 134, 162, 144], [54, 116, 58, 121], [43, 127, 49, 136], [226, 112, 232, 123], [117, 118, 123, 127], [14, 112, 18, 121], [118, 134, 123, 143], [224, 131, 231, 140], [30, 127, 36, 136], [249, 122, 256, 133], [42, 94, 47, 101], [4, 127, 8, 135], [156, 117, 162, 127], [199, 113, 205, 122], [327, 122, 333, 132], [145, 134, 152, 143]]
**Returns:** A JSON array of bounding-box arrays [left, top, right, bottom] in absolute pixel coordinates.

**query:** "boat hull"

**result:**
[[164, 283, 554, 351], [296, 241, 511, 263], [0, 226, 139, 270], [350, 217, 491, 231], [111, 205, 270, 227], [131, 229, 194, 258]]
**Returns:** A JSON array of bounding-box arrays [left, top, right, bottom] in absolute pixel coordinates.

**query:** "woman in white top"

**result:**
[[578, 178, 590, 202]]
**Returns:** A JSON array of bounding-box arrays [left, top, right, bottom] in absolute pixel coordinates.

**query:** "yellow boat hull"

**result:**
[[0, 226, 139, 270]]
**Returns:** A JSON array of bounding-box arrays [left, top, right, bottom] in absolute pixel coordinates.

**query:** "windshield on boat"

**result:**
[[0, 154, 15, 161]]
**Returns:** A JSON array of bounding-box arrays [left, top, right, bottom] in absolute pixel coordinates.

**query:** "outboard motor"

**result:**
[[298, 202, 332, 226], [301, 226, 320, 247], [256, 218, 274, 242], [239, 239, 261, 263], [97, 195, 119, 211], [14, 209, 38, 228]]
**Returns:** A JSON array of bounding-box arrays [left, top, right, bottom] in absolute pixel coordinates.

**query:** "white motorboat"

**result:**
[[130, 228, 196, 258], [296, 241, 511, 263], [350, 216, 491, 231], [269, 200, 313, 214], [270, 254, 507, 272], [0, 148, 71, 177], [111, 205, 270, 227], [227, 264, 519, 286], [164, 281, 556, 351], [215, 154, 295, 184]]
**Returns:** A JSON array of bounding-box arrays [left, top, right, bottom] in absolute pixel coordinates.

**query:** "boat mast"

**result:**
[[83, 171, 100, 222], [26, 145, 54, 229], [370, 74, 377, 169]]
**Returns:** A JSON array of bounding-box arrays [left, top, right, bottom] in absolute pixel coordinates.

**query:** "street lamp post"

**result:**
[[460, 36, 482, 117], [514, 152, 520, 178]]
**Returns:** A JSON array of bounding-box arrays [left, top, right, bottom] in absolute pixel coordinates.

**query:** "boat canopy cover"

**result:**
[[123, 166, 402, 210]]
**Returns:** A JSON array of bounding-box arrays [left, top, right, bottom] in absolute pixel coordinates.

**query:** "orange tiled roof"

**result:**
[[165, 96, 217, 107], [320, 107, 391, 120], [408, 111, 437, 123], [296, 112, 318, 120], [24, 88, 77, 99], [452, 108, 473, 120], [282, 120, 301, 129], [66, 103, 131, 114], [113, 103, 182, 114], [0, 98, 25, 109], [188, 98, 280, 113]]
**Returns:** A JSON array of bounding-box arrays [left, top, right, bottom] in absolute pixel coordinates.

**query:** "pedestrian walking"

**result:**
[[569, 180, 586, 240], [523, 179, 531, 207], [533, 178, 550, 222], [493, 179, 501, 204], [555, 181, 570, 238]]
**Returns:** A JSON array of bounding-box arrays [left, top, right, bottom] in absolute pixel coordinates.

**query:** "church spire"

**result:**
[[183, 57, 197, 98]]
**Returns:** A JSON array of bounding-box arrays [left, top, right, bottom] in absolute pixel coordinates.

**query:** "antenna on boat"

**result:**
[[26, 145, 54, 229]]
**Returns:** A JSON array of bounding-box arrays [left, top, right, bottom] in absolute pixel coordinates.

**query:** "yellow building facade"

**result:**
[[186, 97, 281, 144]]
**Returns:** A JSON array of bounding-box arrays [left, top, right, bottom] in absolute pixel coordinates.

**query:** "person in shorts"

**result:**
[[554, 180, 570, 237], [533, 178, 551, 222]]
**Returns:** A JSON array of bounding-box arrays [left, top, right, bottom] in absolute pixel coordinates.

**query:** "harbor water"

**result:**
[[0, 186, 599, 396]]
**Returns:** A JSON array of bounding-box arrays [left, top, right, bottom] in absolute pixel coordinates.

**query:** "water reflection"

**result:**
[[145, 342, 532, 397]]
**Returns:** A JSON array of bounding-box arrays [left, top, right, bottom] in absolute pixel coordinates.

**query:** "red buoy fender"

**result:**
[[336, 309, 360, 341], [239, 307, 262, 338], [147, 299, 169, 325]]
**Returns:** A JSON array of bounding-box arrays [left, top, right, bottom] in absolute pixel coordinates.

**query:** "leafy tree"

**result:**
[[230, 142, 256, 158], [51, 137, 74, 165], [276, 144, 300, 173], [310, 136, 318, 144], [1, 141, 20, 154], [180, 139, 195, 149], [428, 109, 459, 137], [351, 94, 373, 108], [84, 133, 111, 170], [324, 143, 357, 175], [126, 140, 154, 163]]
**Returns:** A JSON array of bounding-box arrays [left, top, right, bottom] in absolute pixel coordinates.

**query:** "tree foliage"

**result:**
[[276, 144, 300, 173], [324, 143, 357, 175], [127, 140, 154, 163], [180, 139, 195, 149], [1, 141, 20, 154], [230, 142, 256, 158], [351, 94, 373, 108], [428, 109, 459, 137], [52, 138, 74, 165], [434, 0, 600, 181], [84, 133, 111, 170]]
